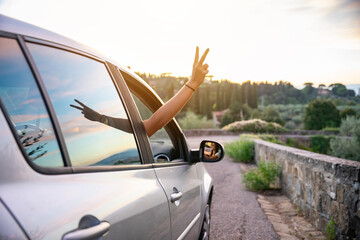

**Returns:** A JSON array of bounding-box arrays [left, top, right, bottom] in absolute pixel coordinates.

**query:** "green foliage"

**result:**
[[178, 111, 214, 129], [284, 121, 296, 130], [325, 218, 336, 240], [340, 107, 356, 119], [241, 104, 252, 120], [220, 110, 235, 128], [321, 127, 339, 132], [222, 119, 286, 133], [251, 109, 263, 119], [242, 161, 282, 191], [310, 135, 333, 154], [225, 138, 254, 163], [303, 99, 340, 130], [262, 106, 285, 125], [330, 116, 360, 161], [293, 115, 303, 124]]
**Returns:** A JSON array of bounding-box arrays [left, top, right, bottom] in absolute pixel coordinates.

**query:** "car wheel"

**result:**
[[199, 204, 210, 240]]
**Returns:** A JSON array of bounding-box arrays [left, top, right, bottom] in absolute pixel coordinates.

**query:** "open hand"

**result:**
[[188, 47, 209, 89]]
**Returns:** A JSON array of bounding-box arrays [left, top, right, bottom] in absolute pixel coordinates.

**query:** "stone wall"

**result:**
[[254, 140, 360, 239]]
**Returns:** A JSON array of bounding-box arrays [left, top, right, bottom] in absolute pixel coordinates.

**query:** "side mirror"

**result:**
[[200, 140, 224, 162]]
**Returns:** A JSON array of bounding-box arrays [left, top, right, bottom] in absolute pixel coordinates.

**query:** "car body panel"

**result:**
[[153, 164, 202, 240], [0, 200, 28, 240], [0, 108, 171, 239], [0, 14, 216, 240]]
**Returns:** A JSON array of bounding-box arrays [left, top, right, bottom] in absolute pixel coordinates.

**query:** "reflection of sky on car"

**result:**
[[0, 37, 63, 167], [28, 43, 139, 166]]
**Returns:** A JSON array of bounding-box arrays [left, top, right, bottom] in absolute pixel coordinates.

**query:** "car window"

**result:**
[[132, 94, 179, 163], [27, 43, 141, 167], [0, 37, 64, 167]]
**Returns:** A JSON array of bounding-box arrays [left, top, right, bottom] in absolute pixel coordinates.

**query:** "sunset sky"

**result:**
[[0, 0, 359, 88]]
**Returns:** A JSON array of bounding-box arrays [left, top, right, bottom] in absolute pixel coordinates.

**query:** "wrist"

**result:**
[[186, 80, 199, 90]]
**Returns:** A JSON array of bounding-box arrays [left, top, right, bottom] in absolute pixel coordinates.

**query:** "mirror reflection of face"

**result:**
[[203, 142, 220, 160]]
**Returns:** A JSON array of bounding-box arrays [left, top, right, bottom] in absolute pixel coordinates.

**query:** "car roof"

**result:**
[[0, 14, 156, 97]]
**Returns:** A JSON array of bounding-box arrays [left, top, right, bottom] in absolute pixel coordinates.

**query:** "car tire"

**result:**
[[199, 204, 210, 240]]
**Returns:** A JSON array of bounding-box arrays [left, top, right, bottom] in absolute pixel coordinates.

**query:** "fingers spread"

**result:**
[[198, 48, 209, 65], [203, 63, 209, 70]]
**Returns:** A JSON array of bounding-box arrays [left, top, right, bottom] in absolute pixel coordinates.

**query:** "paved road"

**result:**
[[187, 136, 278, 240]]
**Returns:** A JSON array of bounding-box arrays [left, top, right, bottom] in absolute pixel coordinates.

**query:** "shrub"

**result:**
[[222, 119, 286, 133], [262, 106, 285, 126], [303, 99, 340, 130], [178, 111, 214, 129], [310, 135, 333, 154], [280, 112, 291, 121], [340, 107, 356, 119], [242, 161, 281, 191], [292, 115, 302, 124], [325, 218, 336, 240], [251, 109, 263, 119], [220, 110, 235, 128], [322, 127, 339, 132], [284, 121, 296, 130], [225, 138, 254, 163], [330, 116, 360, 161]]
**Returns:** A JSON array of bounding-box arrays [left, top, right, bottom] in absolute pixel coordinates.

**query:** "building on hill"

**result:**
[[212, 109, 228, 126]]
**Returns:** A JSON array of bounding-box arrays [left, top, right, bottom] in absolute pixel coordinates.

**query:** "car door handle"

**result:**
[[62, 221, 110, 240], [170, 191, 183, 202]]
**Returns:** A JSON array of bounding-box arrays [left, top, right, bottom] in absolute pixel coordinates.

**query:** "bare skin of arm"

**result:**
[[70, 47, 209, 137], [143, 47, 209, 137]]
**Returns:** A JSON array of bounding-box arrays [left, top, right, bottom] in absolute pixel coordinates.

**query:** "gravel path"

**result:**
[[187, 136, 278, 240]]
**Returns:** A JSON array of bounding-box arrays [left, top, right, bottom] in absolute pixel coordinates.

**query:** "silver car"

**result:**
[[0, 15, 224, 240]]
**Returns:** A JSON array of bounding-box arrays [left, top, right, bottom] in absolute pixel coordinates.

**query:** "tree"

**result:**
[[303, 99, 340, 130], [248, 84, 258, 109], [330, 116, 360, 161], [329, 83, 347, 97], [262, 106, 284, 126], [220, 110, 235, 127], [340, 107, 356, 119]]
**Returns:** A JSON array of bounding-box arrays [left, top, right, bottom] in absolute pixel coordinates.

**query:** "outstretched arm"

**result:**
[[143, 47, 209, 137], [70, 99, 132, 133], [70, 47, 209, 137]]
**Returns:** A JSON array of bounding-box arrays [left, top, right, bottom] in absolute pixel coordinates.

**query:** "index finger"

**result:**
[[70, 104, 83, 111], [198, 48, 209, 65], [74, 99, 86, 108], [193, 46, 199, 65]]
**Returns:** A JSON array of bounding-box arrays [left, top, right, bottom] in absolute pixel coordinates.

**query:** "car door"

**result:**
[[0, 35, 170, 239], [122, 71, 203, 240]]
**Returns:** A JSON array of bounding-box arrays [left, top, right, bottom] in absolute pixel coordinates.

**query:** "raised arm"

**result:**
[[143, 47, 209, 137]]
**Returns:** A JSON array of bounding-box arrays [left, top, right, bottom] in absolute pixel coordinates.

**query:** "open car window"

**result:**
[[131, 94, 180, 163]]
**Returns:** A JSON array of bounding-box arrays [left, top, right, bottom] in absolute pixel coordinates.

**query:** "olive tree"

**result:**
[[303, 99, 340, 130]]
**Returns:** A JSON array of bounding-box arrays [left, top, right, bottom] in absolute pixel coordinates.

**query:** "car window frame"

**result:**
[[0, 31, 154, 174], [119, 69, 191, 166]]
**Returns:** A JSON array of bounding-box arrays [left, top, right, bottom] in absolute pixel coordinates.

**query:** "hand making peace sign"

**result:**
[[187, 47, 209, 90]]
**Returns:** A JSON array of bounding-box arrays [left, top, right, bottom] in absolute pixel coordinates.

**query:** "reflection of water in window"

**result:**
[[28, 43, 140, 166], [0, 37, 63, 167]]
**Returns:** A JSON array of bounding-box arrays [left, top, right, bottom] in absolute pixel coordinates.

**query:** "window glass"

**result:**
[[132, 94, 179, 163], [28, 43, 140, 167], [0, 37, 63, 167]]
